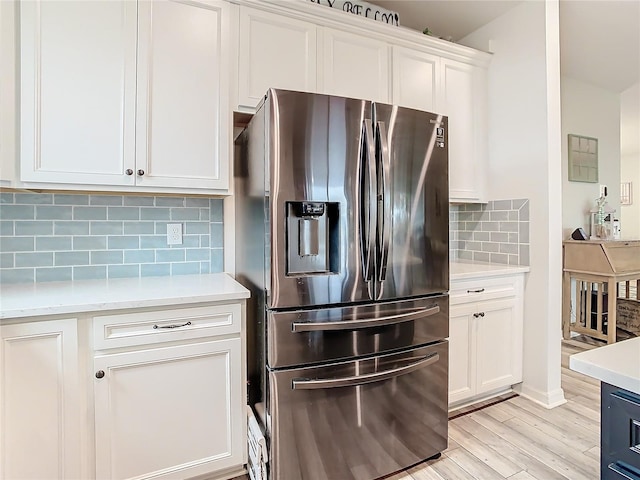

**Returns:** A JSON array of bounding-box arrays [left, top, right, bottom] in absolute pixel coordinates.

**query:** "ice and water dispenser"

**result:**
[[286, 201, 339, 276]]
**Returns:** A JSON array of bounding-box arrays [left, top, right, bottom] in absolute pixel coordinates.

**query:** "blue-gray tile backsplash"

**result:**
[[450, 199, 530, 266], [0, 193, 224, 283]]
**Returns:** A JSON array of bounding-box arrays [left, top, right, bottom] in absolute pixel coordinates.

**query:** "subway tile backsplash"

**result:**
[[450, 199, 530, 266], [0, 193, 224, 284]]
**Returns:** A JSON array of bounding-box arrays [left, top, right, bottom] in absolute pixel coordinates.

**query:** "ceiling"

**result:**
[[369, 0, 640, 94]]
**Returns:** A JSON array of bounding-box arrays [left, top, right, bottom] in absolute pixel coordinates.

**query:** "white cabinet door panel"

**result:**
[[322, 28, 389, 102], [448, 304, 475, 404], [392, 47, 439, 112], [20, 1, 136, 185], [476, 298, 519, 394], [136, 0, 229, 190], [94, 338, 242, 480], [440, 59, 486, 202], [238, 8, 317, 109], [0, 319, 80, 480]]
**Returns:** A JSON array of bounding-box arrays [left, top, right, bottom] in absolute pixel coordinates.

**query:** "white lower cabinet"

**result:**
[[94, 338, 243, 480], [0, 318, 82, 480], [0, 300, 246, 480], [449, 274, 524, 407]]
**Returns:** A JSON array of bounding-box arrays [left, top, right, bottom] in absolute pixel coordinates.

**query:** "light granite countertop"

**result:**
[[0, 273, 250, 320], [450, 260, 530, 281], [570, 337, 640, 394]]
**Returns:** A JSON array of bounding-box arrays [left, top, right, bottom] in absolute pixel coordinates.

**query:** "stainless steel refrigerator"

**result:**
[[235, 89, 449, 480]]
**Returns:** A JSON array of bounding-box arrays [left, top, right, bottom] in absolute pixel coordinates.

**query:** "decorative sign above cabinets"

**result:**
[[306, 0, 399, 26]]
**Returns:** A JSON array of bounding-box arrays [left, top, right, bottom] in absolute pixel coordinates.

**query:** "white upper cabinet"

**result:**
[[19, 0, 232, 193], [321, 28, 390, 103], [440, 58, 488, 202], [136, 0, 230, 190], [238, 7, 317, 110], [20, 0, 137, 186], [391, 46, 439, 112]]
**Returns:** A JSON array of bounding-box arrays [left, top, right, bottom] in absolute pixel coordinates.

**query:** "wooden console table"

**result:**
[[562, 240, 640, 344]]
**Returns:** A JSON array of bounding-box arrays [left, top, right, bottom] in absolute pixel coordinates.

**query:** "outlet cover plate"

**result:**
[[167, 223, 183, 245]]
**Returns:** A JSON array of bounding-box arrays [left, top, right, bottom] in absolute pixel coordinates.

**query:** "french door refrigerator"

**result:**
[[235, 89, 449, 480]]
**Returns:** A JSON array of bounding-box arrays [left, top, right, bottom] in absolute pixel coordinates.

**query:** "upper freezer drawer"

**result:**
[[93, 303, 241, 350], [267, 295, 448, 368]]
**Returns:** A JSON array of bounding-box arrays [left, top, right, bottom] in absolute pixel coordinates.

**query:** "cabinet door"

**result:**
[[94, 338, 243, 480], [475, 297, 521, 394], [392, 46, 439, 112], [440, 59, 487, 202], [238, 7, 317, 109], [0, 319, 81, 480], [20, 1, 137, 186], [136, 0, 231, 190], [448, 304, 476, 405], [322, 28, 389, 102]]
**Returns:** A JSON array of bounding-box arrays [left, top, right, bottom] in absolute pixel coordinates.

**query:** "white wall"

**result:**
[[461, 1, 566, 407], [561, 76, 621, 239], [620, 83, 640, 239]]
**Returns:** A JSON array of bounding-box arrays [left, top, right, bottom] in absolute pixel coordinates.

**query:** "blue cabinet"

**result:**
[[602, 382, 640, 479]]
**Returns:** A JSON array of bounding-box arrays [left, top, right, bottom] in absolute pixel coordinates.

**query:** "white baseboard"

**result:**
[[514, 383, 567, 409]]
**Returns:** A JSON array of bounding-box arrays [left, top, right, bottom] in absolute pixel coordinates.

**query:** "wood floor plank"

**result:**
[[508, 470, 539, 480], [585, 445, 600, 462], [470, 410, 596, 480], [452, 415, 569, 480], [508, 394, 599, 434], [447, 421, 522, 477], [405, 462, 447, 480], [503, 416, 599, 478], [444, 447, 506, 479], [429, 452, 487, 480], [495, 399, 598, 450]]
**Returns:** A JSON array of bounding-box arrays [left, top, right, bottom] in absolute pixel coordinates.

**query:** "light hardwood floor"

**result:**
[[238, 339, 602, 480]]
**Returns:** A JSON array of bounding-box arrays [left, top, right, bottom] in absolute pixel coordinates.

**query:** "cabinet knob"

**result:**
[[137, 169, 145, 176], [95, 370, 105, 379], [125, 169, 134, 176], [473, 313, 480, 318]]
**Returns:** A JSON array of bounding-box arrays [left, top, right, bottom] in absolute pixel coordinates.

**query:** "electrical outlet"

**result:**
[[167, 223, 183, 245], [599, 184, 608, 197]]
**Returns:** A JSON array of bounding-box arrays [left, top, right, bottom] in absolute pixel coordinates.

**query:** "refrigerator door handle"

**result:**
[[361, 120, 377, 282], [292, 353, 440, 390], [376, 120, 391, 285], [291, 304, 440, 332]]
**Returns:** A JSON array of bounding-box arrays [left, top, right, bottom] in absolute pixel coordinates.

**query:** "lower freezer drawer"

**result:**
[[268, 342, 448, 480]]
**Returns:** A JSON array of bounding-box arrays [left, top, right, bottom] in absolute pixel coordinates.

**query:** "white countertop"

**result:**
[[0, 273, 250, 320], [450, 260, 530, 280], [569, 337, 640, 394]]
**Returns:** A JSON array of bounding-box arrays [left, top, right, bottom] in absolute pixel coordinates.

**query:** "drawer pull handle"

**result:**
[[153, 321, 192, 329], [473, 312, 486, 318], [467, 288, 485, 293]]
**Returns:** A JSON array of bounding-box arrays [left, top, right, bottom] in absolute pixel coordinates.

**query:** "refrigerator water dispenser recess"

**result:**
[[286, 202, 339, 276]]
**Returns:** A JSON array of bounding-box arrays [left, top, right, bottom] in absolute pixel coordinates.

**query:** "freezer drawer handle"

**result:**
[[291, 305, 440, 332], [292, 352, 439, 390]]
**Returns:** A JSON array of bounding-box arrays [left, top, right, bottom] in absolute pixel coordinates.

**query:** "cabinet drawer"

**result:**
[[93, 303, 241, 350], [450, 276, 519, 306]]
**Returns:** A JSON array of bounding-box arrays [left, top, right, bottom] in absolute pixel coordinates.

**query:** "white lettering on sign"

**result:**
[[306, 0, 399, 26]]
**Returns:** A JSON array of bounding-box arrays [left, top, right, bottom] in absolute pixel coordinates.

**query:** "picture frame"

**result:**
[[568, 134, 598, 183]]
